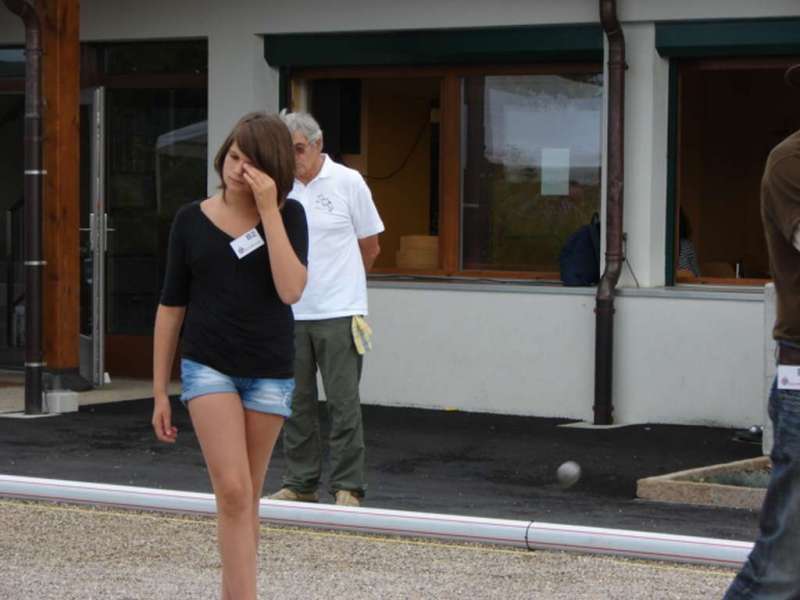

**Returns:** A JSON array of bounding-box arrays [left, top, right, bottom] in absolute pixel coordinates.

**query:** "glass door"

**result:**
[[76, 41, 207, 381], [79, 85, 207, 383], [79, 87, 107, 386], [103, 87, 207, 378], [0, 92, 25, 367]]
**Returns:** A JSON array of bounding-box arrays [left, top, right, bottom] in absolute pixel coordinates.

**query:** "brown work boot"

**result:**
[[268, 487, 319, 502], [334, 490, 361, 507]]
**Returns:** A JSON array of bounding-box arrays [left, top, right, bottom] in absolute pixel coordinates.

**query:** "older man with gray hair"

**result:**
[[270, 110, 384, 507]]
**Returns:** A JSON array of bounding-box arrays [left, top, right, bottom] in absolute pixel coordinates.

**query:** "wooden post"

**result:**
[[440, 74, 460, 274], [41, 0, 80, 382]]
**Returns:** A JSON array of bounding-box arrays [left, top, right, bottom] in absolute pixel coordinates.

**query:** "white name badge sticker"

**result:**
[[777, 365, 800, 390], [230, 228, 264, 259]]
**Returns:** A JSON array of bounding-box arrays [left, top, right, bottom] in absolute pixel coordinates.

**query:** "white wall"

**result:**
[[362, 285, 764, 427], [6, 0, 800, 39], [613, 292, 764, 426], [362, 285, 597, 420], [73, 0, 800, 34], [618, 23, 670, 288], [206, 30, 277, 190]]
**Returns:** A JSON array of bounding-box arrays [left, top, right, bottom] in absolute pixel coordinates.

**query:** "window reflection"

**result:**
[[0, 93, 25, 362], [105, 88, 207, 335], [0, 49, 25, 78], [461, 74, 603, 273], [102, 42, 207, 76]]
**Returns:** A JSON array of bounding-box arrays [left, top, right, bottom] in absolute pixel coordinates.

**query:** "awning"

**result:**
[[264, 24, 603, 68], [656, 18, 800, 58]]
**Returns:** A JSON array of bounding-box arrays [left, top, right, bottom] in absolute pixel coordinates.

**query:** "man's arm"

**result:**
[[358, 234, 381, 271], [766, 155, 800, 252]]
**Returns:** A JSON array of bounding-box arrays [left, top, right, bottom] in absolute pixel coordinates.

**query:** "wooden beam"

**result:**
[[440, 74, 460, 274], [41, 0, 80, 373]]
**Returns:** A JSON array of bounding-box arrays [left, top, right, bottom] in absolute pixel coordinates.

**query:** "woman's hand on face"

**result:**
[[152, 395, 178, 443], [243, 164, 279, 215]]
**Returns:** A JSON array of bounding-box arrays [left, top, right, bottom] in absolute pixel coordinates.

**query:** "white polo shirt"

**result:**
[[290, 155, 384, 320]]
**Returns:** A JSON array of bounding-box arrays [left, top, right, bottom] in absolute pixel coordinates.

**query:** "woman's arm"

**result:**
[[244, 164, 307, 304], [152, 304, 186, 443]]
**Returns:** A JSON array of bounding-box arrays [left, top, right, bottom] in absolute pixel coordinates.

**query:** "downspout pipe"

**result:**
[[2, 0, 45, 414], [594, 0, 626, 425]]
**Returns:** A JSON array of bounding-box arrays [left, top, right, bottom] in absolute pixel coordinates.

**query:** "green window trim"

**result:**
[[665, 61, 678, 286], [264, 25, 602, 68], [656, 18, 800, 58]]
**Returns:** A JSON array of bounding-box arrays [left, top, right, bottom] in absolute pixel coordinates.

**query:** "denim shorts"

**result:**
[[180, 358, 293, 417]]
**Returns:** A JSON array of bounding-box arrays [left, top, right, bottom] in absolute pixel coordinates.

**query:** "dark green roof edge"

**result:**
[[656, 18, 800, 58], [264, 24, 603, 68]]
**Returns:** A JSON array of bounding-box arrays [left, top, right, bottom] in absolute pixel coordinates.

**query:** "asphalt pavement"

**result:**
[[0, 398, 763, 541]]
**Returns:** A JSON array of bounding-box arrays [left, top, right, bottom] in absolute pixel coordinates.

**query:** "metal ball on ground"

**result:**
[[557, 461, 582, 489]]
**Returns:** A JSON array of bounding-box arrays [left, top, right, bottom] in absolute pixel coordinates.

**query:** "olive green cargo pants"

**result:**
[[280, 317, 366, 497]]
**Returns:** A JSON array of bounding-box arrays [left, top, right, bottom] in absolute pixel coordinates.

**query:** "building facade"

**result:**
[[1, 0, 797, 426]]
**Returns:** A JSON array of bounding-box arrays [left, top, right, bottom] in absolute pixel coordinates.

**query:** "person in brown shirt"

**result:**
[[724, 66, 800, 600]]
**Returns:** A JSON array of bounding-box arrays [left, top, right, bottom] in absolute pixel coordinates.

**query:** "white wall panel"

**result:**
[[361, 286, 597, 421], [619, 23, 670, 288], [613, 294, 764, 426], [361, 286, 764, 427], [206, 30, 278, 193], [5, 0, 796, 43]]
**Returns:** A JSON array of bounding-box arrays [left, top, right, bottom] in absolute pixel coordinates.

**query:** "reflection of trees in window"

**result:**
[[99, 51, 207, 334], [463, 73, 603, 273], [0, 49, 25, 78], [102, 42, 207, 76]]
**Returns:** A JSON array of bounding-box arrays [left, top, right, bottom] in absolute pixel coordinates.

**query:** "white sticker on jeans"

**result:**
[[777, 365, 800, 390], [230, 228, 264, 259]]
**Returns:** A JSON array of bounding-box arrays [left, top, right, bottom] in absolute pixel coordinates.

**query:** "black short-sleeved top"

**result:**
[[159, 199, 308, 378]]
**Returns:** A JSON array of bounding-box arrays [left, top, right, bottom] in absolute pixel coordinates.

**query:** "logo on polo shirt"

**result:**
[[314, 194, 334, 213]]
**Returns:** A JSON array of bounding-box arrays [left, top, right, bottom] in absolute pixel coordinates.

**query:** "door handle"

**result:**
[[103, 213, 115, 248], [84, 213, 96, 251]]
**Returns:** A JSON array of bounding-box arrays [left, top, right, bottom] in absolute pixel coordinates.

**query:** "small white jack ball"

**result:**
[[556, 461, 582, 489]]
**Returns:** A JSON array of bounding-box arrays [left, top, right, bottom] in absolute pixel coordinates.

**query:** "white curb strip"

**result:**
[[0, 474, 751, 567]]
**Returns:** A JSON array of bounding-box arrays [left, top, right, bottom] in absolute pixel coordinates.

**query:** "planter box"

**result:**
[[636, 456, 769, 511]]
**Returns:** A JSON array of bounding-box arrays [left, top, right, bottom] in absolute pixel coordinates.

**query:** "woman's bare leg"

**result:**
[[189, 393, 257, 600], [218, 410, 284, 600], [244, 411, 285, 551]]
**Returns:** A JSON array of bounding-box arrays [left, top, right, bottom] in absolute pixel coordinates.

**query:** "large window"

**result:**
[[291, 65, 602, 280], [673, 58, 800, 285], [462, 74, 602, 275]]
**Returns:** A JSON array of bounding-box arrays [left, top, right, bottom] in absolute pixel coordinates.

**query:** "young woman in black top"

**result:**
[[152, 112, 308, 600]]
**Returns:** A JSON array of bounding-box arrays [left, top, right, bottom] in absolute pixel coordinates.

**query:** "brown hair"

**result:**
[[213, 112, 295, 207]]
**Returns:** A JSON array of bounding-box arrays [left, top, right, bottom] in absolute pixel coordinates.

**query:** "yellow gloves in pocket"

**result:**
[[351, 315, 373, 355]]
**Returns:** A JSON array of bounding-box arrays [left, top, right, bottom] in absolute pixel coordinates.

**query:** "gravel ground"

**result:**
[[0, 499, 736, 600]]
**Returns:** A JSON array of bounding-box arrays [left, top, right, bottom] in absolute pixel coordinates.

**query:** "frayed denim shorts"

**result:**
[[180, 358, 293, 418]]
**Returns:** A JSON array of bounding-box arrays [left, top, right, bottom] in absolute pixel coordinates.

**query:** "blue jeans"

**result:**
[[179, 358, 294, 418], [724, 379, 800, 599]]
